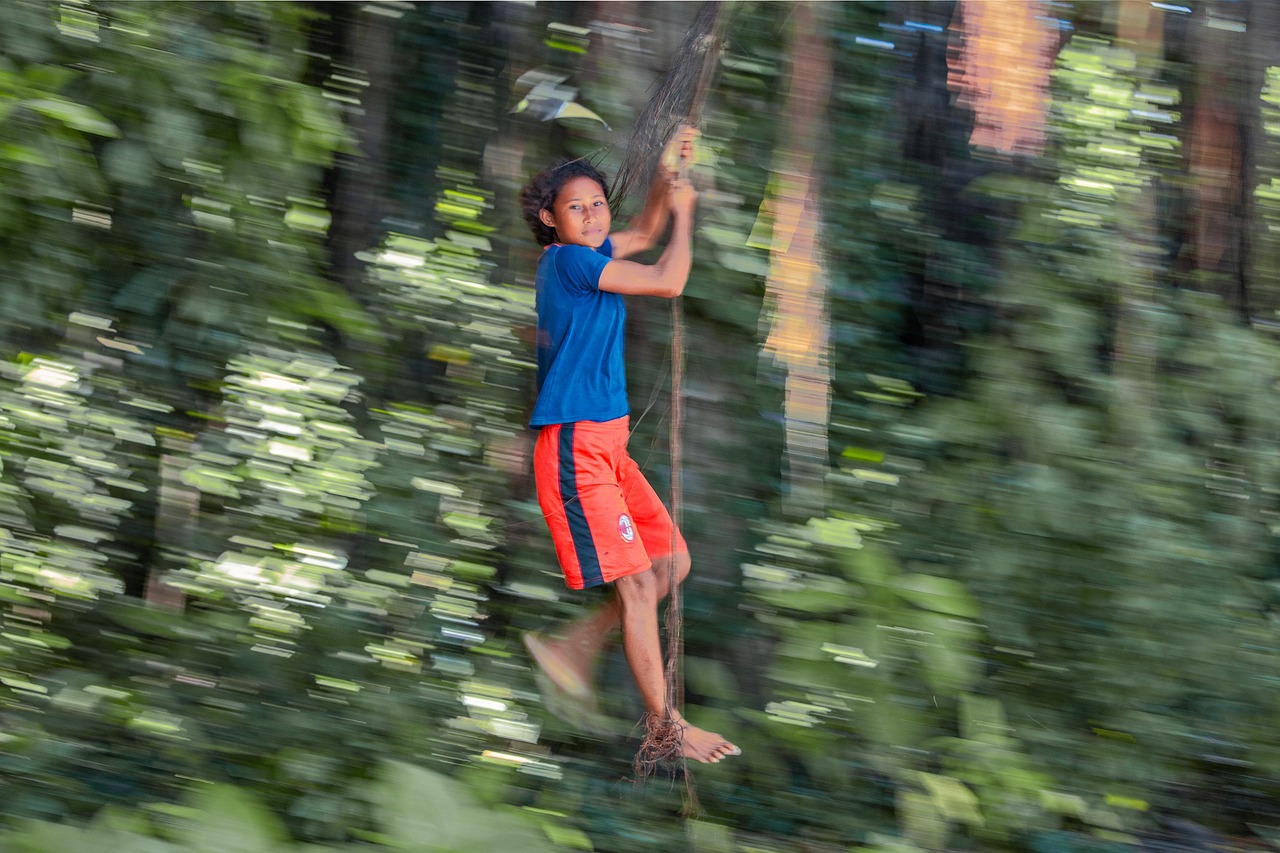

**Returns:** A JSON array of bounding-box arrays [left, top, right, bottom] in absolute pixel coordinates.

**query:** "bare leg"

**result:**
[[525, 553, 689, 700], [614, 563, 738, 764], [523, 602, 616, 699]]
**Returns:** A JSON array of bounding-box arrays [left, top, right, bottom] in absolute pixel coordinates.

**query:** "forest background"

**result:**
[[1, 2, 1280, 852]]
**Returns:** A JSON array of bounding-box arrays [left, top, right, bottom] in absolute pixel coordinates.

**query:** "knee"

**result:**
[[671, 551, 691, 585], [614, 569, 659, 611], [652, 552, 691, 587]]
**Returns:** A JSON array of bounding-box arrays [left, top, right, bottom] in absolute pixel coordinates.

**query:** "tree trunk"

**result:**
[[761, 1, 834, 520], [1185, 0, 1250, 315], [327, 4, 397, 301], [1108, 1, 1165, 446]]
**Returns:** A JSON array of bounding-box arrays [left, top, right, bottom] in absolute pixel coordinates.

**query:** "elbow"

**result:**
[[649, 258, 689, 298]]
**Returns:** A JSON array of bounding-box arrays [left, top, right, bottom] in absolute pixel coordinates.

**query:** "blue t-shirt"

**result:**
[[530, 238, 629, 427]]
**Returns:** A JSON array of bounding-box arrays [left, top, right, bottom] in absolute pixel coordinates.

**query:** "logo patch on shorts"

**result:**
[[617, 514, 636, 543]]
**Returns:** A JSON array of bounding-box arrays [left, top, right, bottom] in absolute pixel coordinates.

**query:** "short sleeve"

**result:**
[[552, 244, 613, 295]]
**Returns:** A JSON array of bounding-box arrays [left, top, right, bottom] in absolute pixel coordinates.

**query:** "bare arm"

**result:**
[[608, 165, 673, 260], [598, 180, 695, 298], [609, 125, 699, 260]]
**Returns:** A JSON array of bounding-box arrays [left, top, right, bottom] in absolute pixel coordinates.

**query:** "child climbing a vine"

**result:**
[[519, 127, 739, 766]]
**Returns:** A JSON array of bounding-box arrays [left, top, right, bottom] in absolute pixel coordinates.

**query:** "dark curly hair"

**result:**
[[519, 158, 611, 246]]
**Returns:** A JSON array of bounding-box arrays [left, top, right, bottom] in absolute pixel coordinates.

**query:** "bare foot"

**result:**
[[523, 632, 596, 702], [678, 721, 740, 764]]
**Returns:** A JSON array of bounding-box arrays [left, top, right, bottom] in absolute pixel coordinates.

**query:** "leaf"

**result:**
[[148, 106, 203, 167], [684, 656, 741, 702], [25, 98, 120, 137], [87, 805, 150, 836], [371, 760, 555, 853], [1041, 790, 1089, 819], [371, 760, 484, 851], [551, 100, 611, 129], [23, 64, 77, 93], [277, 277, 383, 346], [962, 173, 1042, 202], [808, 517, 863, 550], [111, 268, 175, 316], [755, 582, 854, 615], [859, 686, 928, 751], [470, 810, 560, 853], [899, 790, 948, 851], [890, 573, 980, 618], [841, 541, 897, 585], [920, 638, 980, 695], [180, 467, 242, 499], [180, 784, 290, 853], [919, 772, 984, 826], [103, 140, 157, 187], [2, 821, 95, 853], [687, 819, 734, 853], [959, 694, 1009, 743], [104, 602, 213, 641], [1, 816, 175, 853]]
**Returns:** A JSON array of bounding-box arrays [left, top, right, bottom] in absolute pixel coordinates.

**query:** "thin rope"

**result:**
[[631, 4, 723, 808]]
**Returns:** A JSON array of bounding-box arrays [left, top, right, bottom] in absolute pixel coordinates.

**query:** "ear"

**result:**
[[538, 208, 556, 229]]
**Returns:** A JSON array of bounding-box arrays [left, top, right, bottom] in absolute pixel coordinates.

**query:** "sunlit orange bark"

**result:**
[[760, 2, 832, 518], [1185, 3, 1250, 313], [947, 0, 1056, 156]]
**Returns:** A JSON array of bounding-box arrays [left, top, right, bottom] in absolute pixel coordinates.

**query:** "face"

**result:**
[[539, 175, 611, 248]]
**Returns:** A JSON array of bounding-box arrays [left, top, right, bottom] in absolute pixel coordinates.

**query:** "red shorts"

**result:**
[[534, 416, 687, 590]]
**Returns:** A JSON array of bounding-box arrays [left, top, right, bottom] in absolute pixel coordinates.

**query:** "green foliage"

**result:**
[[0, 346, 152, 708], [1049, 37, 1179, 229], [0, 0, 368, 370], [0, 760, 559, 853], [0, 7, 542, 836], [733, 21, 1280, 853], [1254, 64, 1280, 317], [744, 514, 1030, 845], [3, 3, 1280, 853], [886, 32, 1280, 834]]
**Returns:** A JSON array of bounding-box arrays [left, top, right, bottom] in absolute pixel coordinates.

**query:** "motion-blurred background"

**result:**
[[1, 2, 1279, 852]]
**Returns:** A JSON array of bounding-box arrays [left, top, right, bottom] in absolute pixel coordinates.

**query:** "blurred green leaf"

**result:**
[[890, 574, 979, 618], [919, 772, 983, 826], [180, 783, 291, 853], [25, 98, 119, 136], [685, 655, 741, 702], [102, 139, 156, 187], [841, 541, 897, 585], [104, 601, 213, 641], [371, 761, 556, 853]]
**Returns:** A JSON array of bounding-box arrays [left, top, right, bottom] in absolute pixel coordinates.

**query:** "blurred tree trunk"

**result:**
[[145, 437, 195, 609], [1111, 1, 1164, 443], [325, 3, 397, 303], [761, 1, 833, 520], [892, 1, 997, 396], [1183, 0, 1252, 316]]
